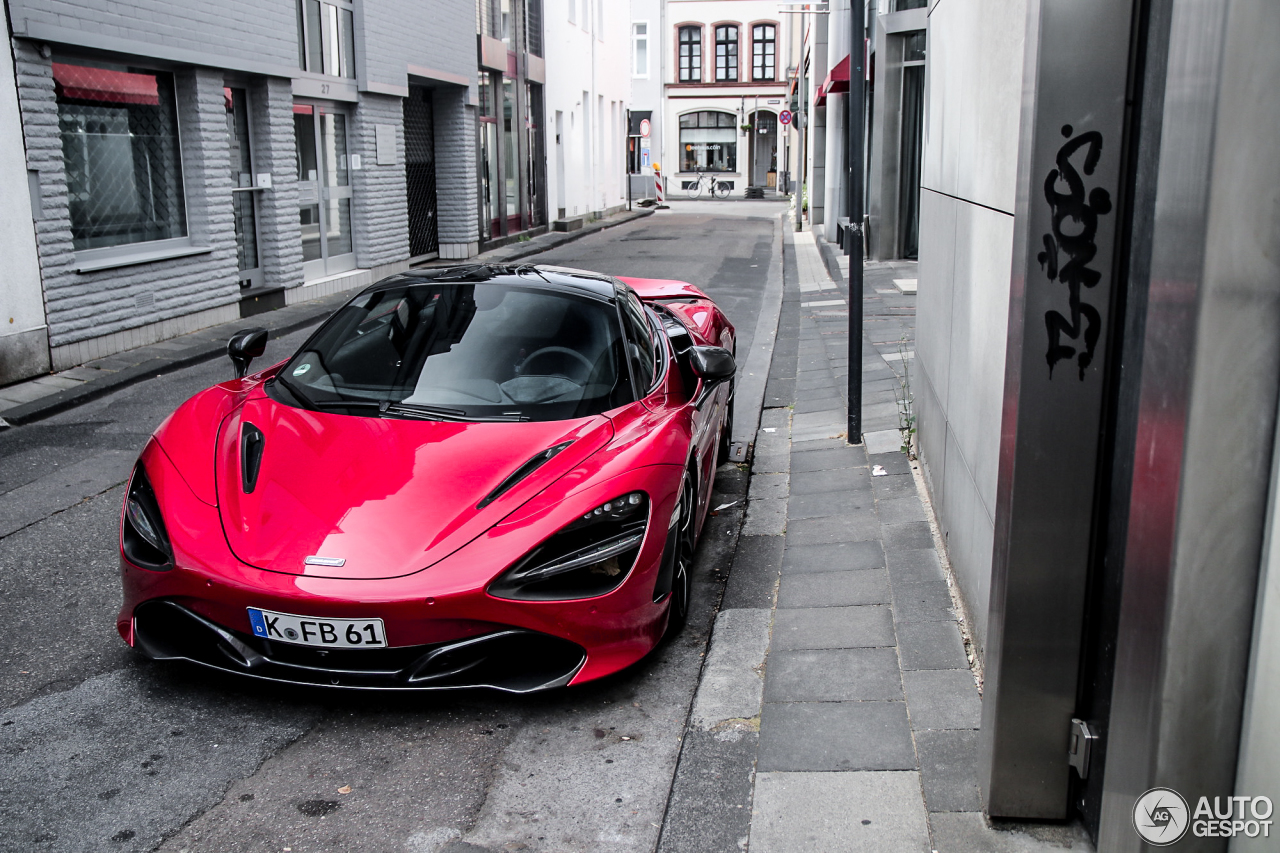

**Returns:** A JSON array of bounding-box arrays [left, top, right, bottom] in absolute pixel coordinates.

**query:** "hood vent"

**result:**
[[241, 423, 264, 493], [477, 441, 573, 509]]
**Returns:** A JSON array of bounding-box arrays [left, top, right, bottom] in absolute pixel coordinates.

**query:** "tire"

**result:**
[[717, 385, 735, 465], [713, 180, 731, 200], [665, 475, 696, 636], [686, 178, 704, 200]]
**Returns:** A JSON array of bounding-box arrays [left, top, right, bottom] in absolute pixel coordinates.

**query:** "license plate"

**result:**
[[247, 608, 387, 648]]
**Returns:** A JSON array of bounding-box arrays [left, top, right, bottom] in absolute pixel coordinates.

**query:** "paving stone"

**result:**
[[882, 521, 934, 551], [752, 450, 790, 475], [789, 510, 882, 544], [903, 669, 982, 730], [722, 534, 785, 610], [864, 428, 903, 455], [893, 580, 956, 622], [916, 729, 981, 813], [872, 473, 918, 498], [789, 466, 872, 495], [783, 541, 886, 573], [657, 730, 757, 853], [788, 489, 876, 520], [690, 609, 774, 728], [777, 569, 891, 608], [927, 811, 1094, 852], [877, 495, 928, 524], [750, 771, 931, 853], [749, 472, 790, 501], [897, 620, 968, 671], [772, 606, 896, 650], [757, 702, 916, 771], [868, 452, 913, 475], [791, 410, 848, 442], [744, 497, 787, 536], [790, 445, 868, 473], [885, 548, 946, 584], [765, 648, 903, 702]]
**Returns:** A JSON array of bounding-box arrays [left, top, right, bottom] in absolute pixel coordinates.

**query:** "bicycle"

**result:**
[[685, 168, 732, 200]]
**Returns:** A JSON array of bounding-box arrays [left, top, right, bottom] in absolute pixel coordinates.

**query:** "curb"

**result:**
[[0, 208, 655, 428]]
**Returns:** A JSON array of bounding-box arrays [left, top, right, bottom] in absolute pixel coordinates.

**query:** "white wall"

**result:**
[[544, 0, 630, 220], [0, 3, 47, 385], [914, 0, 1026, 654]]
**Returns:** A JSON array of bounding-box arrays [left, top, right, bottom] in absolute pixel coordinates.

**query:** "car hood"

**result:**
[[215, 396, 614, 579]]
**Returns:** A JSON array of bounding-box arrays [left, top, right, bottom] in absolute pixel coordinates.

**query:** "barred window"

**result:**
[[55, 62, 187, 251], [715, 25, 738, 82], [752, 24, 776, 81], [678, 26, 701, 83]]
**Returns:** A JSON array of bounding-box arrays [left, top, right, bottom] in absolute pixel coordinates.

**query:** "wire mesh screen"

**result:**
[[404, 86, 438, 257], [55, 62, 187, 251]]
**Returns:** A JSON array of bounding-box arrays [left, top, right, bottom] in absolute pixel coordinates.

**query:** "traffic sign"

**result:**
[[639, 118, 651, 138], [779, 110, 793, 125]]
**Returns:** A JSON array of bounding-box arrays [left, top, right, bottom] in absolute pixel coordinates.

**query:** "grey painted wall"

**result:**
[[914, 0, 1026, 654]]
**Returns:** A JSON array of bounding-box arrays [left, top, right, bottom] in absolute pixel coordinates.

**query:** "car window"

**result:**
[[620, 291, 658, 394], [275, 282, 633, 422]]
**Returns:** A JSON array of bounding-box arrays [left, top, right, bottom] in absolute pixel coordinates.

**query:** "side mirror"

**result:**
[[228, 328, 269, 379], [689, 345, 736, 386]]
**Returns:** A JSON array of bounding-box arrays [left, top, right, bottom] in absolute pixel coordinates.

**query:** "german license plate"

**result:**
[[247, 608, 387, 648]]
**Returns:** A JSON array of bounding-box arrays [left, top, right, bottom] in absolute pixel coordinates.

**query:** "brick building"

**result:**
[[4, 0, 479, 375]]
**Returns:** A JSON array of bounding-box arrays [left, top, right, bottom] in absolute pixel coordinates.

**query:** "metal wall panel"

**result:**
[[981, 0, 1136, 818]]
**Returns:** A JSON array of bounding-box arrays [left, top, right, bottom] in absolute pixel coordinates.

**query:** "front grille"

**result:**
[[133, 600, 585, 693]]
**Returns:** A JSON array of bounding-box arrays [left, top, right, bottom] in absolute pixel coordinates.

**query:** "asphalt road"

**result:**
[[0, 199, 786, 853]]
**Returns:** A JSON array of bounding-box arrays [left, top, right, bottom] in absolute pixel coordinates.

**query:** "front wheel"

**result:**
[[665, 476, 696, 636], [686, 178, 704, 200], [712, 180, 732, 200]]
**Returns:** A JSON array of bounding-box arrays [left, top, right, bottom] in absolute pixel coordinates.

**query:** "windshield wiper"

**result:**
[[383, 402, 529, 423]]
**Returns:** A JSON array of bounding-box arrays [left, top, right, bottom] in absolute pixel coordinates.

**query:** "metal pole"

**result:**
[[626, 109, 632, 211], [846, 0, 866, 445]]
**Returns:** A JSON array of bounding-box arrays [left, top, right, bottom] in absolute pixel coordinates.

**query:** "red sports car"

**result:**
[[118, 264, 736, 692]]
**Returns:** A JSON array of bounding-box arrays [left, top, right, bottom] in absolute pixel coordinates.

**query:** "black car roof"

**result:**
[[365, 264, 620, 301]]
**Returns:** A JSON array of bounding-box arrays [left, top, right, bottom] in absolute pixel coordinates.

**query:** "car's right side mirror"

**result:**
[[689, 345, 736, 386]]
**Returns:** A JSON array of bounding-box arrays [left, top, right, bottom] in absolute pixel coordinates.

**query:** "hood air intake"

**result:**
[[477, 441, 573, 509], [241, 423, 265, 493]]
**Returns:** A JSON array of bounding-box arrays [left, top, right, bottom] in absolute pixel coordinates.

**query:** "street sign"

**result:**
[[779, 110, 793, 125], [639, 118, 651, 138]]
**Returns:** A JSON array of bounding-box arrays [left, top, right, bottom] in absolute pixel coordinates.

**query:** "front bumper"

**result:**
[[118, 451, 686, 688], [133, 600, 586, 692]]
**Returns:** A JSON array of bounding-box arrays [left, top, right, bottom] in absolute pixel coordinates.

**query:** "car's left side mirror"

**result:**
[[228, 328, 269, 379], [689, 345, 736, 386]]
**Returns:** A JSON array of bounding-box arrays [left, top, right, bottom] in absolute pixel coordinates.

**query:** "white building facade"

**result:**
[[542, 0, 630, 224], [660, 0, 787, 195]]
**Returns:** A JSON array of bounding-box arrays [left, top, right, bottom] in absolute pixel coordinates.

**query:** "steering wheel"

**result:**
[[518, 346, 594, 383]]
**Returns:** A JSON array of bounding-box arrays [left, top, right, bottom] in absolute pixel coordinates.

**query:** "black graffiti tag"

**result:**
[[1037, 124, 1111, 380]]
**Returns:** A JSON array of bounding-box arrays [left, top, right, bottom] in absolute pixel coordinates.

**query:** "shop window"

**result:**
[[752, 24, 776, 81], [54, 61, 187, 251], [297, 0, 355, 78], [678, 26, 702, 83], [679, 110, 736, 173], [715, 25, 739, 82]]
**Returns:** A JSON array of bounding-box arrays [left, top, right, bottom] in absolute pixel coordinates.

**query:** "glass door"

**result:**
[[225, 87, 262, 289], [295, 102, 355, 280]]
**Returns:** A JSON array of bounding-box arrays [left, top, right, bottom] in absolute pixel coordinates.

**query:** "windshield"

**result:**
[[273, 281, 635, 422]]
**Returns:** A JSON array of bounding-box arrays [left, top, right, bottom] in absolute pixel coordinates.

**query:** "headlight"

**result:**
[[122, 464, 174, 570], [488, 492, 649, 601]]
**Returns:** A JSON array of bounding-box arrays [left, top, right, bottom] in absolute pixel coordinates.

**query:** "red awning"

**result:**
[[813, 54, 850, 106], [52, 62, 159, 106]]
